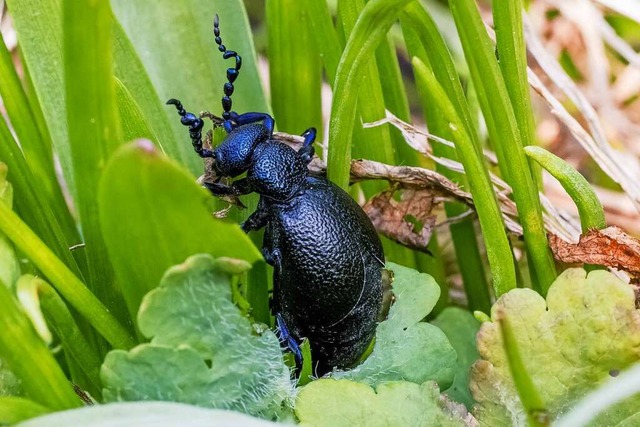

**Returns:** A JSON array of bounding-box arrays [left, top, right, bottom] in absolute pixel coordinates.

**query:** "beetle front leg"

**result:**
[[203, 177, 252, 197]]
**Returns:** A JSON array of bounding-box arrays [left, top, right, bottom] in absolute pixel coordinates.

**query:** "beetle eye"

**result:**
[[214, 151, 222, 164]]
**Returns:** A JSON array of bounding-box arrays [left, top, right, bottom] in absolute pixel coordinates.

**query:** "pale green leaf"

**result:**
[[471, 268, 640, 425], [101, 254, 291, 419], [295, 379, 473, 427], [333, 263, 456, 389]]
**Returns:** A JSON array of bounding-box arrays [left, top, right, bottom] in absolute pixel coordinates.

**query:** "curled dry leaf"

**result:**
[[363, 188, 437, 254], [549, 226, 640, 274]]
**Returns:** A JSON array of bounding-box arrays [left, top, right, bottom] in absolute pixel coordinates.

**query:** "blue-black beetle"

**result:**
[[167, 15, 384, 375]]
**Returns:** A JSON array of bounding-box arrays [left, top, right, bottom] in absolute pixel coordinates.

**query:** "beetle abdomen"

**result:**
[[270, 176, 384, 372]]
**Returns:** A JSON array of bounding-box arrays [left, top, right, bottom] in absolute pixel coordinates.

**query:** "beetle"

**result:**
[[167, 15, 384, 375]]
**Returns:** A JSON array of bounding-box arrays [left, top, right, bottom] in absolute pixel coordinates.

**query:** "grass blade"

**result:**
[[0, 201, 135, 350], [327, 0, 413, 190], [0, 397, 50, 425], [17, 275, 103, 399], [401, 3, 491, 310], [266, 0, 322, 137], [0, 277, 80, 410], [493, 0, 541, 187], [0, 33, 79, 250], [413, 58, 516, 297], [63, 0, 126, 324], [525, 147, 606, 232], [448, 0, 556, 293]]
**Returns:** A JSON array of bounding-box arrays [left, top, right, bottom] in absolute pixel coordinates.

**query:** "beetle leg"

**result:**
[[298, 127, 317, 165], [241, 203, 269, 233], [262, 246, 282, 314], [227, 111, 275, 135], [275, 313, 303, 367], [203, 177, 252, 197]]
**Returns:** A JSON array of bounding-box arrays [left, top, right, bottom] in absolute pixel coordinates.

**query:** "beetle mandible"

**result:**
[[167, 14, 384, 375]]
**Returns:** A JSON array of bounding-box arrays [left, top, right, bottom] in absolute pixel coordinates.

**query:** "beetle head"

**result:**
[[213, 123, 270, 177]]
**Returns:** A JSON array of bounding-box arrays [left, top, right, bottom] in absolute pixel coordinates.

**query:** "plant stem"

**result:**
[[497, 309, 550, 427]]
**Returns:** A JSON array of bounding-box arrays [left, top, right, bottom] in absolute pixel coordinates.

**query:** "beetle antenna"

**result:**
[[213, 14, 242, 121]]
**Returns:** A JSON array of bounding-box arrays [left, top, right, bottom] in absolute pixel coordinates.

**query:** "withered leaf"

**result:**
[[549, 226, 640, 273], [363, 188, 437, 254]]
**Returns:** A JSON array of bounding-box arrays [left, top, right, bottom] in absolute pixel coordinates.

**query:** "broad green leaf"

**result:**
[[102, 254, 291, 419], [432, 308, 481, 410], [0, 397, 50, 425], [333, 263, 456, 388], [5, 0, 74, 194], [63, 0, 124, 322], [556, 363, 640, 427], [115, 78, 159, 145], [98, 141, 261, 319], [471, 268, 640, 425], [15, 402, 277, 427], [266, 0, 322, 137], [0, 32, 78, 249], [295, 379, 472, 426]]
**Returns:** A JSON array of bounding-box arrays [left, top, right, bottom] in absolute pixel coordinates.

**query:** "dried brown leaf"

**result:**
[[549, 226, 640, 273], [363, 189, 437, 254]]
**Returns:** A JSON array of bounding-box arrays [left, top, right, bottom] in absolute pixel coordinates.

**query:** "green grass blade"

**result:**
[[0, 33, 79, 251], [301, 0, 342, 86], [17, 275, 103, 399], [5, 0, 76, 196], [413, 58, 516, 297], [448, 0, 556, 293], [327, 0, 413, 190], [0, 202, 135, 350], [493, 0, 542, 187], [115, 78, 159, 144], [497, 309, 549, 426], [338, 0, 422, 269], [0, 397, 50, 425], [525, 147, 606, 232], [0, 277, 80, 410], [63, 0, 126, 323], [98, 141, 262, 323], [375, 35, 418, 167], [401, 4, 491, 311], [266, 0, 322, 137], [337, 0, 395, 182], [0, 115, 82, 278]]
